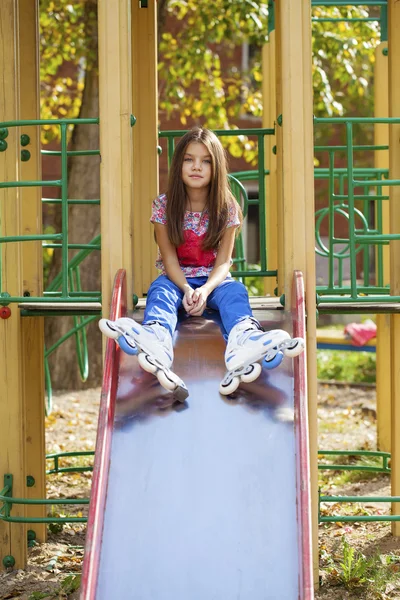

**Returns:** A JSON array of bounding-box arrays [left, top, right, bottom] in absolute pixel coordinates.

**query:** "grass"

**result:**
[[317, 349, 376, 384], [318, 455, 389, 489], [28, 575, 81, 599], [321, 537, 400, 598]]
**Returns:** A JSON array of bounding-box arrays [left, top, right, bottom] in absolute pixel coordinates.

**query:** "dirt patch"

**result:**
[[1, 384, 399, 599]]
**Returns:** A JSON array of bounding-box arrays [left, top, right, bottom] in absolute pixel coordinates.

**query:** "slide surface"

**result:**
[[81, 271, 313, 600]]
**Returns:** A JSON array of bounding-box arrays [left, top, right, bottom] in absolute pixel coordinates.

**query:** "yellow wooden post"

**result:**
[[98, 0, 134, 316], [18, 0, 47, 542], [262, 32, 278, 297], [388, 0, 400, 536], [275, 0, 318, 584], [0, 0, 27, 568], [131, 0, 159, 296], [274, 3, 285, 300], [374, 41, 391, 453]]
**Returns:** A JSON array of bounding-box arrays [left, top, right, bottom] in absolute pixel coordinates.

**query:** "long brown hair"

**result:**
[[166, 127, 242, 250]]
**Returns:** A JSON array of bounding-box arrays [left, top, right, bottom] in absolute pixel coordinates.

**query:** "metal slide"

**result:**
[[81, 270, 313, 600]]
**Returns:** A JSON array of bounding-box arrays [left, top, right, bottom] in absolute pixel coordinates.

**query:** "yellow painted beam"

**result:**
[[275, 0, 318, 584], [18, 0, 46, 542], [274, 3, 285, 299], [0, 0, 27, 568], [262, 35, 278, 297], [132, 0, 159, 296], [388, 0, 400, 536], [98, 0, 134, 316], [374, 41, 391, 453]]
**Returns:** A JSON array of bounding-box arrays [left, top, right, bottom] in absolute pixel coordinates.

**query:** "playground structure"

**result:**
[[0, 0, 400, 596]]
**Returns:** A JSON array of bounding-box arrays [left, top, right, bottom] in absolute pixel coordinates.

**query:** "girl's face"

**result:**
[[181, 142, 212, 190]]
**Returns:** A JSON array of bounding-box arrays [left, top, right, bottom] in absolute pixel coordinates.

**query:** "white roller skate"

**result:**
[[219, 317, 304, 395], [99, 317, 188, 402]]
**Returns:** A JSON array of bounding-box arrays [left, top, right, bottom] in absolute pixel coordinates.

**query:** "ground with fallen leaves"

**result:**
[[0, 383, 399, 599]]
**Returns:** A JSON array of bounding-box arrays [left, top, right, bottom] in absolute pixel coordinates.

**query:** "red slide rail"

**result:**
[[292, 271, 314, 600], [80, 269, 127, 600]]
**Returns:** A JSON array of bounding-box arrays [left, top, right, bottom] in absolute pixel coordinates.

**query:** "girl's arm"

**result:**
[[154, 223, 195, 309], [188, 225, 237, 316], [203, 225, 237, 292]]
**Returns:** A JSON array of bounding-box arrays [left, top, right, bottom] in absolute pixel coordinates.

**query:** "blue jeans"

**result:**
[[143, 275, 253, 337]]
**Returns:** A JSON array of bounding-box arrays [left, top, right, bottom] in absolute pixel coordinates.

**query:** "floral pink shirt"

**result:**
[[150, 193, 240, 277]]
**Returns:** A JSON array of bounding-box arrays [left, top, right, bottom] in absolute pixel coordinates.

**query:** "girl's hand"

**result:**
[[187, 286, 210, 316], [182, 286, 195, 313]]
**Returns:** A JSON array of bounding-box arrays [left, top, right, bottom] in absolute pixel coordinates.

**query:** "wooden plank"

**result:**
[[262, 35, 278, 297], [18, 0, 46, 540], [131, 0, 159, 296], [0, 0, 27, 568], [98, 0, 134, 317]]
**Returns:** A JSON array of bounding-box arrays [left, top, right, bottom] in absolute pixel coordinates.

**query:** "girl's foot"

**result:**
[[99, 317, 188, 401], [220, 317, 304, 395]]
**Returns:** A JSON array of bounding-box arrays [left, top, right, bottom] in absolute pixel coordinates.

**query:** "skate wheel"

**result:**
[[117, 335, 138, 356], [219, 375, 240, 396], [264, 351, 284, 370], [138, 353, 158, 374], [284, 339, 305, 358], [157, 369, 178, 392], [240, 362, 262, 383], [98, 318, 120, 339]]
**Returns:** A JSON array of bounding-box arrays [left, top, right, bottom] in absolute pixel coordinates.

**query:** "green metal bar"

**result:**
[[0, 118, 99, 127], [320, 516, 400, 523], [45, 316, 97, 357], [60, 123, 69, 296], [268, 0, 275, 34], [21, 309, 100, 317], [43, 244, 101, 250], [159, 128, 275, 137], [1, 296, 100, 305], [333, 194, 389, 201], [355, 234, 400, 243], [315, 117, 400, 124], [321, 495, 400, 503], [328, 151, 335, 290], [376, 180, 384, 287], [71, 267, 89, 381], [319, 465, 388, 473], [41, 150, 100, 157], [312, 17, 380, 22], [258, 133, 267, 272], [346, 122, 358, 298], [0, 180, 61, 189], [0, 234, 61, 243], [312, 0, 387, 5], [353, 178, 400, 187], [317, 286, 391, 295], [0, 495, 89, 505], [232, 270, 277, 278], [318, 450, 391, 458], [46, 235, 101, 293], [317, 294, 400, 303], [44, 291, 100, 297], [42, 199, 100, 205], [381, 4, 388, 41], [315, 145, 388, 152]]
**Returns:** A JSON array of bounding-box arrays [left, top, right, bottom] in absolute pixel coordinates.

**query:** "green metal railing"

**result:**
[[0, 118, 101, 305], [158, 128, 277, 280], [318, 449, 400, 523], [314, 116, 400, 306]]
